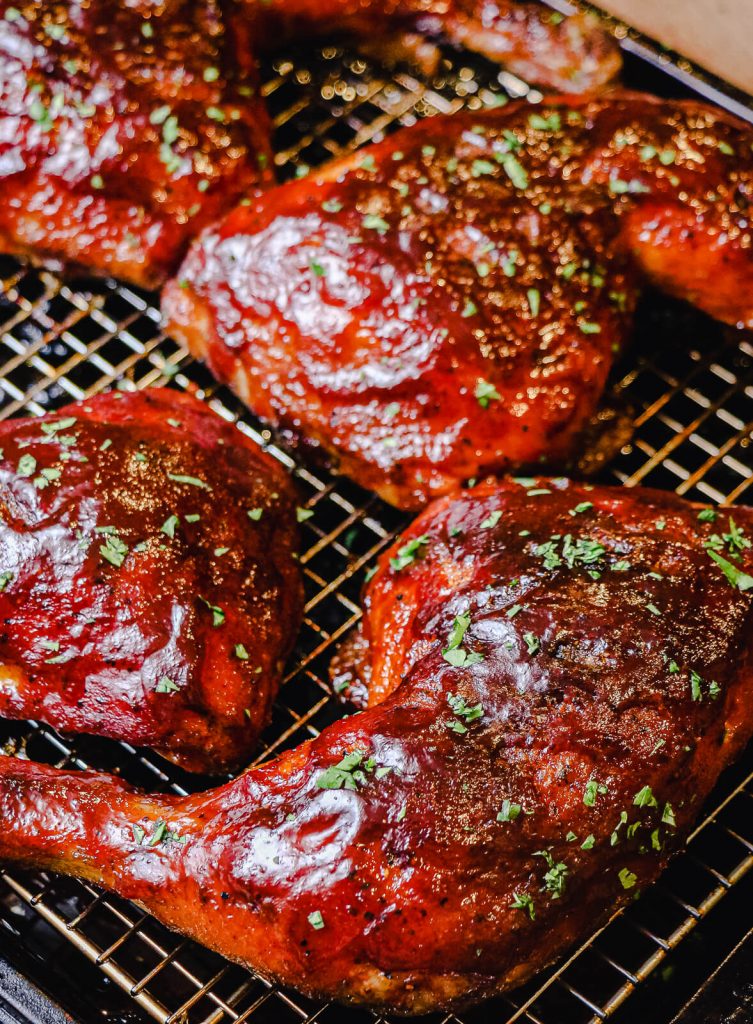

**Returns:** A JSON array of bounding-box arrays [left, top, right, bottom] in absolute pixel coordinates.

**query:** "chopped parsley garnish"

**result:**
[[362, 214, 389, 234], [161, 515, 179, 538], [247, 508, 263, 521], [510, 892, 535, 920], [569, 502, 593, 516], [34, 467, 60, 489], [308, 910, 325, 930], [704, 516, 751, 560], [316, 749, 389, 790], [535, 849, 568, 898], [690, 669, 703, 702], [390, 534, 429, 571], [526, 288, 540, 317], [528, 111, 561, 132], [461, 299, 477, 318], [533, 534, 605, 576], [480, 510, 502, 529], [17, 454, 36, 477], [474, 379, 501, 409], [41, 417, 76, 435], [581, 834, 595, 850], [199, 597, 225, 626], [156, 676, 180, 693], [583, 778, 608, 806], [133, 819, 186, 847], [445, 692, 484, 734], [523, 632, 539, 656], [618, 868, 637, 890], [497, 799, 522, 823], [697, 508, 717, 522], [296, 507, 314, 523], [633, 785, 658, 808], [707, 549, 753, 591], [662, 802, 676, 827], [234, 644, 249, 660], [99, 530, 128, 568], [442, 612, 483, 668], [167, 472, 210, 490], [497, 151, 528, 190]]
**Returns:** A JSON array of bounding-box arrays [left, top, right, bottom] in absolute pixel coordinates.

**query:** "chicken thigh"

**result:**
[[164, 93, 753, 508], [0, 388, 302, 772]]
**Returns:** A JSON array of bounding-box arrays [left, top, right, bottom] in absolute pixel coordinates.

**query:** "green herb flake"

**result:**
[[707, 549, 753, 591], [199, 597, 225, 627], [99, 532, 128, 568], [167, 472, 210, 490], [523, 632, 540, 656], [618, 868, 637, 890], [474, 378, 501, 409], [445, 692, 484, 733], [584, 779, 607, 806], [17, 454, 36, 478], [633, 785, 658, 808], [296, 507, 314, 523], [362, 214, 389, 234], [307, 910, 325, 930], [156, 676, 180, 693], [690, 669, 703, 702], [442, 612, 484, 669], [497, 799, 522, 823], [235, 643, 250, 660], [480, 510, 502, 529], [390, 533, 430, 571], [161, 514, 179, 538], [497, 151, 528, 190], [510, 892, 535, 920], [316, 749, 383, 791], [661, 802, 676, 827]]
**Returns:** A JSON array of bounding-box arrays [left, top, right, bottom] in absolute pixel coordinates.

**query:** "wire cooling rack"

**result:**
[[1, 14, 753, 1024]]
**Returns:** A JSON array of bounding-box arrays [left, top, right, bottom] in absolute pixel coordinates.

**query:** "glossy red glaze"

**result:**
[[164, 93, 753, 509], [0, 478, 751, 1012], [0, 0, 273, 287], [0, 0, 618, 286], [0, 388, 302, 772]]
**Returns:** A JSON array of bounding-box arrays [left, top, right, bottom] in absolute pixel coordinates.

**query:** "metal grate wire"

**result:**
[[1, 14, 753, 1024]]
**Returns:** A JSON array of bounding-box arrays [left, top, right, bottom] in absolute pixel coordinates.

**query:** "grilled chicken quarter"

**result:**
[[0, 478, 751, 1012]]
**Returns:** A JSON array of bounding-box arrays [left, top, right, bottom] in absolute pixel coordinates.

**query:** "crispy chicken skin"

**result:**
[[0, 0, 617, 286], [0, 478, 751, 1012], [164, 93, 753, 509], [0, 388, 302, 772], [0, 0, 273, 288]]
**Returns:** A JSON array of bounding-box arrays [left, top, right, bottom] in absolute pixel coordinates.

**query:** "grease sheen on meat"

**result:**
[[0, 0, 273, 287], [164, 93, 753, 509], [0, 478, 751, 1012], [0, 0, 617, 285], [0, 388, 302, 772]]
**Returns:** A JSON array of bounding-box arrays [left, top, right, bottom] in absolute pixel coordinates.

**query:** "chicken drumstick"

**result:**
[[0, 478, 751, 1012]]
